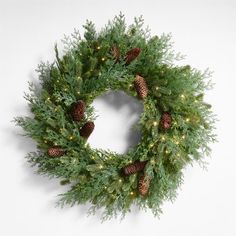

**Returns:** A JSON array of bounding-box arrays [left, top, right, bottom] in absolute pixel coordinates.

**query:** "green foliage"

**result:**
[[14, 13, 216, 221]]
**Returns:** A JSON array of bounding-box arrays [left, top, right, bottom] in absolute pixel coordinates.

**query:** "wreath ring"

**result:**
[[15, 14, 216, 220]]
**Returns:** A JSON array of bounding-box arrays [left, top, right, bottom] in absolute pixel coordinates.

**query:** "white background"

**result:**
[[0, 0, 236, 235]]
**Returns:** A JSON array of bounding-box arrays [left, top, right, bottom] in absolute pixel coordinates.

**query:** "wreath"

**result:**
[[14, 14, 216, 220]]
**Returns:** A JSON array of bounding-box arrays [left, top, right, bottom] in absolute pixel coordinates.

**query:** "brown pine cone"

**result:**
[[80, 121, 95, 139], [111, 46, 120, 62], [125, 48, 141, 65], [138, 174, 150, 196], [160, 112, 172, 129], [134, 75, 148, 99], [47, 146, 65, 157], [123, 161, 147, 175], [71, 100, 85, 122]]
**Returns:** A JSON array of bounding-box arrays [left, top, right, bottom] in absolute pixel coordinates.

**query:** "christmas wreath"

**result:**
[[14, 14, 216, 220]]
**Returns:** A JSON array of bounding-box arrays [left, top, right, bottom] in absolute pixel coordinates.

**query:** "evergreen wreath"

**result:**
[[14, 13, 216, 220]]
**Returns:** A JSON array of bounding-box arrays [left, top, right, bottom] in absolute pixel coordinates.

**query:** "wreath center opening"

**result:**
[[88, 90, 144, 154]]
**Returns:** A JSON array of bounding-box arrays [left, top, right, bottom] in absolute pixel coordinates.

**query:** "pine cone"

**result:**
[[80, 121, 95, 139], [134, 75, 148, 99], [123, 161, 147, 175], [47, 146, 65, 157], [138, 174, 150, 196], [111, 46, 120, 62], [125, 48, 141, 65], [71, 100, 85, 122], [160, 112, 172, 129]]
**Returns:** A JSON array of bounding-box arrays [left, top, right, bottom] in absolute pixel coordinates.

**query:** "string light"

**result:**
[[173, 136, 180, 144], [177, 153, 181, 157], [91, 156, 95, 160], [155, 86, 159, 91], [149, 143, 154, 148], [64, 88, 68, 92], [77, 91, 80, 95], [44, 140, 48, 144], [101, 57, 105, 61], [130, 191, 134, 196], [97, 46, 101, 50], [47, 97, 50, 101], [180, 94, 185, 99], [153, 121, 158, 126], [161, 136, 166, 141], [56, 80, 59, 83], [186, 118, 190, 122], [119, 179, 122, 183], [150, 160, 155, 164], [99, 165, 103, 169], [69, 136, 74, 140], [182, 135, 185, 139]]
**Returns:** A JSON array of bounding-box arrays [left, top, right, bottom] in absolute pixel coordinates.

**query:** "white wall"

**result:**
[[0, 0, 235, 235]]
